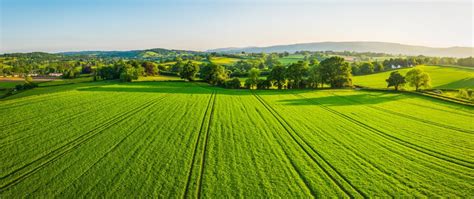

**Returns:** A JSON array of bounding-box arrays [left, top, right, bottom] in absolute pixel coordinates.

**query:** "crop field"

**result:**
[[278, 54, 305, 65], [209, 57, 241, 65], [0, 81, 473, 197], [353, 65, 474, 89]]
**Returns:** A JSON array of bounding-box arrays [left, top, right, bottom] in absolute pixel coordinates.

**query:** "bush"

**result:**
[[256, 79, 272, 89], [224, 78, 241, 89]]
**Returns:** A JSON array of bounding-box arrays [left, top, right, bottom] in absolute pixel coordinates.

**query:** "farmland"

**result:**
[[1, 81, 473, 197], [353, 65, 474, 89]]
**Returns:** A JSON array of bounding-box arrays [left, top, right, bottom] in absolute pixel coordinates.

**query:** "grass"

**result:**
[[135, 75, 182, 82], [38, 76, 94, 87], [0, 81, 23, 89], [0, 81, 472, 197], [278, 54, 305, 65], [209, 57, 241, 65], [353, 65, 474, 89]]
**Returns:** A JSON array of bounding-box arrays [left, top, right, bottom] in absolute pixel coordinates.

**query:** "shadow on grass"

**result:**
[[278, 93, 400, 106], [77, 81, 317, 96], [435, 78, 474, 89]]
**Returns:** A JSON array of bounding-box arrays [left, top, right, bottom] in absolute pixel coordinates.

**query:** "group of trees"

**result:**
[[351, 61, 384, 75], [457, 57, 474, 67], [386, 68, 431, 91], [217, 56, 353, 90]]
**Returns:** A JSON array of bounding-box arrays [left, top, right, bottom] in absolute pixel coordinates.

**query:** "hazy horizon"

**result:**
[[1, 0, 473, 53]]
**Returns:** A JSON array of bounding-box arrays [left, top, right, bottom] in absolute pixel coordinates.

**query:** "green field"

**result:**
[[1, 81, 472, 197], [353, 65, 474, 89], [0, 81, 23, 89], [209, 57, 241, 65], [278, 54, 305, 65]]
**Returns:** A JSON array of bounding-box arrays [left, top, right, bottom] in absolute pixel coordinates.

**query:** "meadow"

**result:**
[[353, 65, 474, 89], [0, 81, 472, 197]]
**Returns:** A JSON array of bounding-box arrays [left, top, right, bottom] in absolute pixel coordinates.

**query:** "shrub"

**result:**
[[224, 78, 241, 89]]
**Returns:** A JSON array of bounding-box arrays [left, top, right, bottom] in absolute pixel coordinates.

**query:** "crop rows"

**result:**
[[1, 82, 472, 197]]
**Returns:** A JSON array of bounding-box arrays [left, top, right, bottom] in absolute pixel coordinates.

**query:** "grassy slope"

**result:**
[[278, 54, 305, 65], [0, 82, 472, 197], [209, 57, 241, 65], [353, 65, 474, 89]]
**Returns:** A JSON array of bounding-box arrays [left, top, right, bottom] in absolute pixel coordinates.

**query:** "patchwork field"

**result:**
[[0, 81, 473, 197], [353, 65, 474, 89]]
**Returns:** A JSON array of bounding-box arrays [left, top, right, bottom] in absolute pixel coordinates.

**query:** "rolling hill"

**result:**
[[353, 65, 474, 89], [208, 41, 474, 57]]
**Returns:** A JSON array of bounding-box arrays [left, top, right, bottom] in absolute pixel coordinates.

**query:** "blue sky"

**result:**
[[1, 0, 472, 52]]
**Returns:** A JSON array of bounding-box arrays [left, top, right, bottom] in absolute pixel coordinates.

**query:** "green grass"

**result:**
[[135, 75, 182, 82], [0, 81, 472, 197], [0, 81, 23, 89], [353, 65, 474, 89], [209, 57, 241, 65], [278, 54, 305, 65], [37, 76, 94, 87]]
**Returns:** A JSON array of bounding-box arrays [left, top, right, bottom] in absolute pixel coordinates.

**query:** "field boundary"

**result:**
[[293, 93, 474, 169], [252, 92, 365, 198]]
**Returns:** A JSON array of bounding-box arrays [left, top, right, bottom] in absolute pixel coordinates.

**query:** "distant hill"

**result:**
[[60, 48, 201, 59], [207, 41, 474, 57]]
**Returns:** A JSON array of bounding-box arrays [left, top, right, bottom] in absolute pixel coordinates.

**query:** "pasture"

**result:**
[[353, 65, 474, 89], [209, 57, 241, 65], [0, 81, 472, 197], [278, 54, 305, 65]]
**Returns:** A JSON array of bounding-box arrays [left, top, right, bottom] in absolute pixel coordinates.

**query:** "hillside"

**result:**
[[60, 48, 201, 59], [353, 65, 474, 89], [208, 42, 474, 57]]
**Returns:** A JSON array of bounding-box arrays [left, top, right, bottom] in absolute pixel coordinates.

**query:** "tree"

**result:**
[[200, 63, 228, 85], [264, 53, 281, 69], [286, 61, 308, 89], [246, 68, 260, 89], [405, 68, 431, 91], [225, 78, 241, 89], [373, 62, 384, 72], [180, 61, 199, 81], [142, 61, 158, 76], [319, 56, 352, 88], [307, 64, 321, 88], [351, 63, 360, 75], [386, 71, 406, 91], [120, 66, 139, 82], [359, 62, 374, 74], [268, 64, 286, 89], [256, 79, 272, 89], [171, 58, 184, 73]]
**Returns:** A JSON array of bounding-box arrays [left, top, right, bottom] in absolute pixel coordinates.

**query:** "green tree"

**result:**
[[286, 61, 308, 89], [180, 61, 199, 81], [200, 63, 228, 85], [120, 66, 139, 82], [307, 63, 321, 88], [319, 56, 352, 88], [351, 63, 360, 75], [256, 79, 272, 89], [386, 71, 406, 91], [224, 78, 241, 89], [405, 68, 431, 91], [268, 64, 286, 89], [142, 61, 158, 76], [360, 62, 374, 74], [246, 68, 260, 89], [373, 62, 384, 72]]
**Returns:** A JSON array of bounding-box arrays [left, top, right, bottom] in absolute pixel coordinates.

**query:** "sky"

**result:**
[[0, 0, 472, 53]]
